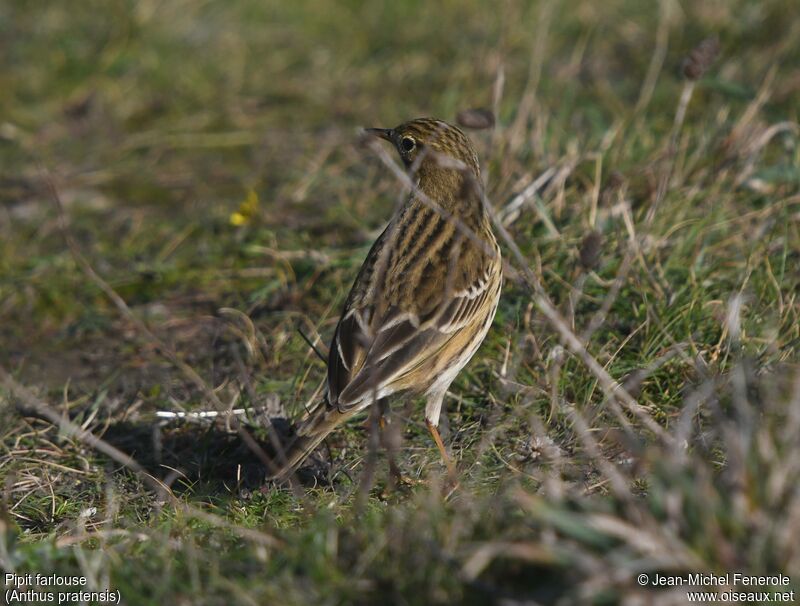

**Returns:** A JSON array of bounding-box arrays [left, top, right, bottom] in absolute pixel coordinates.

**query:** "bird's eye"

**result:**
[[400, 136, 416, 152]]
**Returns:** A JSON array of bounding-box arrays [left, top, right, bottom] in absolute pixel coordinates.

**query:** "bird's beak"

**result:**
[[365, 127, 393, 142]]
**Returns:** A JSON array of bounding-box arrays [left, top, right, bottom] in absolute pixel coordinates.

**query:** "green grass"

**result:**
[[1, 0, 799, 604]]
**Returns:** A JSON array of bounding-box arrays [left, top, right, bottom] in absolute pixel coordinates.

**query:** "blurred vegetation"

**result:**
[[1, 0, 799, 604]]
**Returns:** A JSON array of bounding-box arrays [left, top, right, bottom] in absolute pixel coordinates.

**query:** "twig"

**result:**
[[298, 327, 328, 363], [634, 0, 672, 116], [499, 166, 557, 227]]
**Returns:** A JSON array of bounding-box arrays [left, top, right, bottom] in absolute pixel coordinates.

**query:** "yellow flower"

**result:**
[[230, 189, 259, 226]]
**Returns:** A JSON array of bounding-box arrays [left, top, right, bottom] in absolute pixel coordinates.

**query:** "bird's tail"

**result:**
[[268, 403, 353, 481]]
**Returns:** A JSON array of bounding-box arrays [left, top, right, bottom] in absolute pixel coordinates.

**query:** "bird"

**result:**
[[270, 117, 502, 481]]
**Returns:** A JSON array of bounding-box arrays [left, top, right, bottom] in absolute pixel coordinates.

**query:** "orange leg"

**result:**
[[426, 419, 457, 478]]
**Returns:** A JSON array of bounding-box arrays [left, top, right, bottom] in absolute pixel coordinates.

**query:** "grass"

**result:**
[[1, 0, 799, 604]]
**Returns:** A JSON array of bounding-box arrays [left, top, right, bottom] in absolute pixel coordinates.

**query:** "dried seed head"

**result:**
[[682, 36, 720, 81], [605, 170, 626, 192], [579, 230, 603, 270], [455, 108, 495, 130]]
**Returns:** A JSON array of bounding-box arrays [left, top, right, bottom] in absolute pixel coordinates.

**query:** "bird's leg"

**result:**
[[426, 419, 457, 478], [424, 393, 459, 484], [377, 399, 403, 486]]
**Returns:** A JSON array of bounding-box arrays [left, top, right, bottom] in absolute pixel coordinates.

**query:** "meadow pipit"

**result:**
[[272, 118, 502, 479]]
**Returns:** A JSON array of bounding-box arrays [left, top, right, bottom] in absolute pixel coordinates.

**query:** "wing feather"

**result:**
[[332, 266, 497, 411]]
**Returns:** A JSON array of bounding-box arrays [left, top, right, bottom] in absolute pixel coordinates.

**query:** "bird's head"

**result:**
[[366, 118, 480, 180]]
